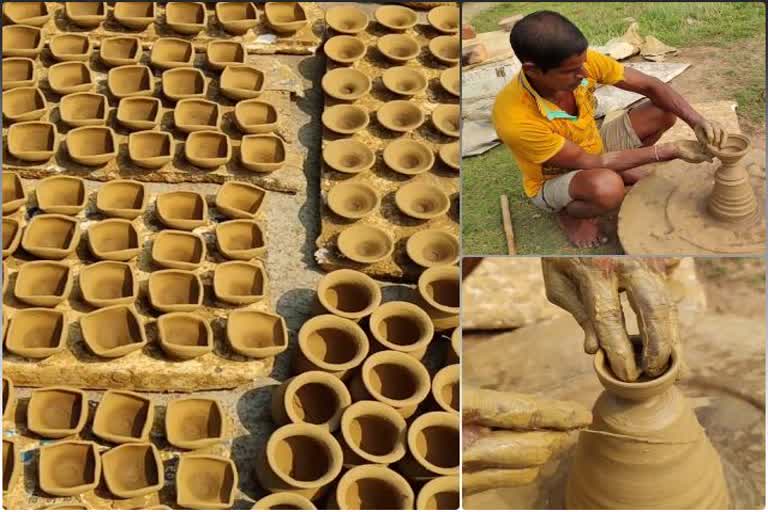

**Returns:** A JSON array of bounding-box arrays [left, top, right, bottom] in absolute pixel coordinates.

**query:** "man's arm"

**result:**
[[544, 139, 680, 172]]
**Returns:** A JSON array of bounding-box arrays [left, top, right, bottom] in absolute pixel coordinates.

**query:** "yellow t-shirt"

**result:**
[[492, 49, 625, 197]]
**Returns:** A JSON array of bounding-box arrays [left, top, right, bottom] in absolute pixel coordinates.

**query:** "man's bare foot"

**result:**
[[557, 212, 606, 249]]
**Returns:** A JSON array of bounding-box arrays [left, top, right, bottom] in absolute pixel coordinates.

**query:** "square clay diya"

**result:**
[[213, 260, 266, 305], [20, 215, 81, 260], [38, 441, 101, 496], [157, 312, 213, 360], [14, 261, 73, 307], [128, 130, 175, 169], [93, 390, 154, 444], [219, 65, 265, 100], [48, 62, 93, 95], [264, 2, 308, 33], [148, 269, 204, 312], [87, 219, 142, 261], [100, 36, 143, 67], [108, 65, 154, 99], [35, 176, 87, 215], [215, 2, 258, 35], [59, 92, 109, 127], [80, 305, 147, 358], [66, 126, 118, 166], [2, 87, 47, 122], [6, 309, 67, 359], [2, 172, 27, 213], [65, 2, 106, 28], [7, 121, 57, 162], [174, 98, 222, 133], [206, 41, 246, 70], [150, 38, 195, 69], [162, 67, 208, 101], [113, 2, 156, 30], [79, 261, 138, 308], [215, 181, 267, 219], [102, 443, 164, 498], [240, 134, 287, 172], [152, 230, 207, 270], [176, 454, 237, 509], [165, 2, 207, 35], [226, 309, 288, 358], [96, 179, 148, 219], [156, 191, 209, 230], [49, 34, 92, 62], [3, 57, 37, 90], [27, 387, 87, 438], [184, 131, 232, 168], [3, 2, 50, 26], [234, 99, 279, 134], [3, 438, 19, 493], [2, 25, 43, 58], [3, 218, 21, 258], [165, 398, 225, 449], [215, 219, 266, 260], [116, 96, 163, 131]]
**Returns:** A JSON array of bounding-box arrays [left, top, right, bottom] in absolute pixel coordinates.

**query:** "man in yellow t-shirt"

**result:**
[[493, 11, 726, 248]]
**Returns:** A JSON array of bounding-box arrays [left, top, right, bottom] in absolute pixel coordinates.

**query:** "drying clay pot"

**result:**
[[81, 305, 148, 358], [2, 172, 27, 213], [234, 99, 279, 134], [215, 219, 266, 260], [166, 398, 225, 449], [295, 314, 369, 379], [128, 130, 175, 168], [151, 38, 195, 69], [3, 25, 43, 58], [216, 2, 258, 35], [431, 364, 459, 414], [113, 2, 156, 30], [158, 312, 213, 360], [315, 269, 382, 321], [432, 104, 460, 137], [241, 134, 287, 172], [220, 64, 265, 100], [417, 265, 459, 330], [327, 182, 380, 219], [6, 308, 66, 359], [102, 443, 164, 498], [65, 2, 105, 28], [252, 492, 316, 510], [378, 100, 425, 132], [48, 62, 93, 95], [2, 377, 15, 422], [207, 40, 246, 70], [67, 126, 118, 166], [79, 261, 138, 308], [14, 260, 73, 306], [176, 454, 237, 510], [185, 130, 232, 168], [375, 5, 418, 31], [36, 176, 87, 215], [87, 218, 142, 261], [213, 260, 267, 304], [325, 35, 366, 65], [20, 214, 81, 260], [96, 179, 148, 219], [429, 36, 460, 65], [438, 141, 460, 170], [3, 218, 21, 258], [271, 371, 351, 431], [337, 225, 394, 264], [406, 229, 460, 268], [148, 269, 203, 312], [49, 34, 92, 62], [427, 5, 459, 33], [439, 66, 460, 97], [377, 34, 420, 63], [38, 441, 101, 496], [383, 139, 435, 175], [395, 181, 450, 220], [416, 475, 459, 510], [165, 2, 207, 35], [117, 96, 163, 131], [399, 411, 459, 479], [162, 67, 208, 101], [60, 92, 109, 127], [7, 121, 57, 161], [226, 309, 288, 358], [369, 301, 434, 358], [448, 328, 460, 364], [101, 36, 143, 68], [156, 190, 209, 230], [325, 5, 368, 34], [321, 104, 369, 135], [3, 2, 50, 26], [382, 66, 428, 96], [3, 87, 46, 122], [92, 389, 154, 444], [339, 400, 407, 466], [108, 65, 154, 99], [215, 181, 267, 219], [176, 98, 222, 133], [330, 464, 414, 510], [321, 68, 371, 101], [323, 139, 375, 174], [264, 2, 308, 33], [152, 230, 207, 270], [27, 387, 87, 438], [3, 57, 37, 90], [3, 438, 20, 493]]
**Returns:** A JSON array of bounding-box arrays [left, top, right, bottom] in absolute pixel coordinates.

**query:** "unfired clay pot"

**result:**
[[271, 371, 352, 431], [325, 5, 369, 34], [38, 441, 101, 496], [406, 230, 460, 268], [81, 305, 148, 358], [113, 2, 156, 30], [60, 92, 109, 127], [431, 104, 460, 137], [128, 130, 175, 168], [152, 230, 207, 270], [3, 57, 37, 90], [251, 492, 316, 510], [226, 309, 288, 358], [13, 260, 73, 306], [378, 101, 425, 132], [101, 36, 143, 68], [2, 377, 15, 423], [213, 260, 267, 304], [3, 2, 50, 26], [221, 64, 266, 100], [321, 68, 371, 101], [383, 139, 435, 175], [3, 24, 44, 58], [3, 438, 20, 493], [92, 389, 154, 444], [117, 96, 163, 131], [327, 182, 380, 219], [156, 190, 209, 230], [264, 2, 308, 33], [66, 126, 118, 166], [96, 179, 148, 219], [27, 387, 86, 438], [377, 34, 420, 63], [7, 121, 57, 162], [427, 5, 459, 33], [158, 312, 213, 360], [5, 308, 66, 359], [241, 134, 287, 172], [315, 269, 382, 321], [416, 475, 459, 510], [375, 5, 418, 31], [431, 364, 459, 414], [3, 172, 27, 213], [215, 2, 258, 35], [369, 301, 434, 358], [417, 265, 459, 330], [234, 99, 279, 134], [337, 225, 394, 264], [439, 66, 460, 97], [102, 443, 164, 498], [65, 2, 105, 27], [176, 98, 222, 133], [382, 66, 428, 96], [20, 214, 81, 259], [215, 181, 267, 219], [49, 34, 92, 62], [215, 219, 266, 260], [323, 138, 375, 174], [438, 141, 460, 170], [162, 67, 208, 101], [150, 38, 195, 69], [87, 218, 142, 261], [447, 328, 460, 365], [428, 36, 460, 65], [79, 261, 138, 308], [295, 314, 369, 379], [165, 398, 225, 449], [321, 104, 369, 135], [48, 62, 93, 95], [330, 464, 414, 510], [3, 86, 46, 122], [2, 218, 21, 258], [186, 130, 233, 168], [338, 400, 407, 466], [36, 176, 87, 215], [176, 454, 238, 510], [395, 181, 450, 220], [398, 411, 459, 479], [148, 269, 203, 312], [165, 2, 207, 35], [207, 40, 246, 70], [325, 35, 366, 65]]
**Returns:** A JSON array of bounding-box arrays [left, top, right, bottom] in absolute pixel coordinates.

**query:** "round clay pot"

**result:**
[[81, 305, 148, 358], [427, 5, 459, 33], [252, 492, 316, 510], [93, 389, 154, 444], [383, 139, 435, 175], [416, 475, 459, 510], [60, 92, 109, 127], [234, 99, 279, 134], [337, 225, 394, 264], [339, 400, 407, 466], [6, 308, 67, 359], [65, 2, 105, 27], [226, 309, 288, 358], [241, 134, 287, 172], [165, 2, 207, 35], [369, 301, 434, 358], [117, 96, 163, 131], [439, 66, 460, 97], [49, 34, 92, 62], [3, 57, 37, 90], [594, 342, 681, 401], [100, 36, 143, 68], [2, 172, 27, 214], [13, 260, 73, 306], [113, 2, 156, 30], [128, 130, 175, 168], [321, 104, 369, 135], [156, 190, 209, 230], [215, 219, 266, 260], [150, 38, 195, 69], [39, 441, 101, 496], [20, 214, 81, 260], [382, 66, 428, 96], [162, 67, 208, 101], [315, 269, 381, 321], [158, 312, 213, 360], [2, 218, 21, 258], [399, 411, 459, 479], [431, 364, 459, 414], [331, 464, 414, 510], [152, 230, 207, 270], [395, 181, 450, 220], [3, 86, 46, 122], [377, 34, 420, 63], [321, 68, 371, 101], [375, 5, 418, 31], [66, 126, 118, 166], [213, 260, 267, 304], [378, 100, 425, 132], [325, 35, 366, 65], [323, 138, 375, 174], [79, 261, 139, 308], [102, 443, 164, 498], [428, 36, 460, 65], [272, 371, 351, 431], [417, 265, 459, 330], [220, 64, 265, 100], [3, 2, 50, 26], [406, 229, 460, 268], [325, 5, 368, 34], [216, 2, 258, 35], [176, 454, 238, 510], [295, 314, 369, 379], [27, 387, 87, 438], [3, 438, 20, 493], [438, 141, 460, 170], [87, 218, 142, 261], [215, 180, 267, 219], [48, 61, 93, 95], [2, 25, 43, 58], [7, 121, 57, 162], [431, 104, 460, 137], [147, 269, 204, 313], [185, 130, 233, 168], [327, 182, 379, 219], [165, 397, 225, 449], [175, 98, 222, 133], [207, 40, 246, 71], [447, 328, 460, 364], [96, 179, 148, 219], [264, 2, 308, 33]]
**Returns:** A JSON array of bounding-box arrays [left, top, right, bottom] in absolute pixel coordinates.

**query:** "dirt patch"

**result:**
[[695, 258, 765, 319]]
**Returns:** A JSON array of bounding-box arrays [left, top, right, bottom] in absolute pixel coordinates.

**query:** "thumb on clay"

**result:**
[[541, 260, 597, 354]]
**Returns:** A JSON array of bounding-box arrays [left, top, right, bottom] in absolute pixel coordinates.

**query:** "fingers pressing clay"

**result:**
[[462, 467, 540, 495], [542, 259, 599, 354], [463, 430, 575, 470]]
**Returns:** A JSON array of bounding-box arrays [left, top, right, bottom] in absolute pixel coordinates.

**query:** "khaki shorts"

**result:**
[[531, 109, 643, 212]]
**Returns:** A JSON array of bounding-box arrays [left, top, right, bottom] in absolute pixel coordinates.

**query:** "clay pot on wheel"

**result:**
[[2, 218, 21, 258], [2, 173, 27, 214], [431, 364, 459, 414], [369, 301, 434, 358], [429, 36, 460, 65], [325, 36, 366, 65], [220, 65, 265, 100], [65, 2, 106, 27], [329, 464, 414, 510], [399, 411, 459, 479], [175, 98, 222, 133], [226, 309, 288, 358], [382, 66, 428, 96], [152, 230, 207, 270], [432, 104, 460, 137], [325, 5, 369, 35], [6, 309, 67, 359], [264, 2, 308, 33], [235, 99, 279, 134], [93, 389, 154, 444], [7, 121, 57, 161], [383, 139, 435, 175], [295, 314, 369, 379], [213, 260, 267, 304], [96, 180, 148, 219], [315, 269, 382, 322], [706, 133, 758, 223], [39, 441, 101, 496], [321, 104, 369, 135], [215, 181, 267, 219], [81, 305, 148, 358], [2, 377, 15, 422], [406, 229, 460, 268], [377, 34, 420, 63], [117, 96, 163, 131], [166, 398, 225, 449], [67, 126, 118, 166], [14, 260, 73, 306], [440, 67, 460, 97], [338, 400, 407, 467], [150, 38, 195, 69], [101, 36, 143, 68], [185, 130, 233, 169], [216, 2, 258, 35], [215, 219, 266, 260], [337, 225, 394, 264], [2, 25, 44, 58], [207, 41, 246, 71], [438, 141, 460, 171], [113, 2, 155, 30], [48, 62, 93, 95], [3, 438, 20, 493], [427, 5, 459, 33], [79, 261, 138, 308], [148, 269, 203, 312], [327, 182, 379, 219], [102, 443, 164, 498], [252, 492, 316, 510], [3, 57, 37, 90], [158, 312, 213, 360], [20, 214, 81, 260], [416, 475, 459, 510], [241, 134, 287, 172], [417, 265, 460, 330], [27, 387, 87, 438], [321, 68, 371, 101], [3, 2, 50, 26], [87, 218, 142, 261], [165, 2, 207, 35], [60, 92, 109, 127], [323, 139, 375, 174], [162, 67, 208, 102], [395, 181, 450, 220], [3, 87, 47, 122], [375, 5, 418, 31], [156, 191, 209, 230], [272, 371, 351, 431], [49, 34, 92, 62], [128, 130, 174, 169], [176, 454, 238, 510]]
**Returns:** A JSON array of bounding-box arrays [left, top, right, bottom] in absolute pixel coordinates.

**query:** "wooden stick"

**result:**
[[500, 194, 516, 255]]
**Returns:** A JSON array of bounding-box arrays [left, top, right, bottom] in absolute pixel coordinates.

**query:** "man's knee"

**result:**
[[580, 169, 625, 210]]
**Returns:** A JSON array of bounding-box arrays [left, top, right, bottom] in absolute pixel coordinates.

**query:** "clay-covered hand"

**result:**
[[693, 118, 727, 149], [673, 140, 715, 164], [541, 258, 680, 382], [462, 386, 591, 495]]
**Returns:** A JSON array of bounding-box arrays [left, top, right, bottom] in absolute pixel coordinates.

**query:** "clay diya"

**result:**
[[150, 38, 195, 69], [327, 182, 380, 219], [440, 66, 460, 96], [87, 218, 142, 261], [369, 301, 434, 358], [65, 2, 106, 27], [375, 5, 417, 31], [395, 181, 450, 220], [215, 181, 267, 219], [429, 36, 460, 65], [93, 389, 154, 444], [339, 400, 407, 466], [156, 190, 209, 230], [36, 176, 87, 215], [215, 219, 266, 260], [315, 269, 382, 321], [226, 309, 288, 358], [406, 230, 460, 268], [79, 261, 138, 308], [14, 260, 73, 306], [240, 134, 287, 172], [6, 309, 66, 359], [81, 305, 147, 358], [96, 180, 148, 219], [215, 2, 258, 35], [438, 141, 460, 171], [3, 2, 50, 26], [416, 475, 459, 510], [2, 218, 21, 258], [337, 225, 394, 264], [176, 454, 237, 509], [48, 62, 93, 95], [3, 438, 19, 493], [100, 36, 143, 67], [185, 130, 232, 168], [2, 86, 46, 122], [2, 25, 43, 58], [113, 2, 156, 30], [38, 441, 101, 496], [383, 139, 435, 175], [399, 411, 459, 479], [60, 92, 109, 127], [427, 5, 460, 33], [152, 230, 207, 270], [220, 64, 265, 100], [117, 96, 163, 131], [162, 67, 208, 101], [331, 464, 414, 510], [432, 104, 460, 137], [20, 214, 81, 259], [166, 398, 225, 449], [322, 139, 375, 174], [7, 121, 58, 162], [165, 2, 207, 35], [158, 312, 213, 359], [377, 34, 420, 63], [264, 2, 308, 33], [251, 492, 316, 510], [3, 57, 37, 90], [448, 328, 460, 364], [207, 40, 246, 70], [295, 314, 369, 379], [27, 387, 87, 437], [2, 172, 27, 213], [66, 126, 118, 166], [175, 98, 222, 133], [44, 504, 93, 510], [213, 260, 267, 304], [108, 65, 154, 99], [234, 99, 279, 134], [325, 5, 369, 34], [431, 364, 459, 414], [49, 34, 92, 62], [324, 35, 366, 65], [271, 371, 352, 431], [102, 443, 164, 498], [417, 265, 459, 330], [382, 66, 428, 96], [321, 104, 369, 135], [377, 100, 425, 132], [148, 269, 203, 312], [2, 377, 15, 422], [128, 130, 175, 168], [321, 68, 371, 101]]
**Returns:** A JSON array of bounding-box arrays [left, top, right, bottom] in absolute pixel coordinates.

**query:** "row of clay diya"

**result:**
[[326, 32, 459, 67]]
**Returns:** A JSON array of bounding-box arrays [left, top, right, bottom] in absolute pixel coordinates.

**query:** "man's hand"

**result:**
[[672, 140, 714, 164], [693, 118, 727, 149]]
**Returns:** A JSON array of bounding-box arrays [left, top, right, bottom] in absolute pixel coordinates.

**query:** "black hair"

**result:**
[[510, 11, 588, 72]]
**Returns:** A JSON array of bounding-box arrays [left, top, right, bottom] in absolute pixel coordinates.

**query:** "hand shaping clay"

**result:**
[[14, 260, 73, 306], [165, 2, 207, 35], [377, 34, 420, 63], [327, 182, 380, 219], [271, 371, 352, 431], [5, 308, 67, 359], [428, 36, 460, 65], [176, 454, 238, 510], [369, 301, 434, 358], [325, 5, 369, 34], [38, 441, 101, 496], [66, 126, 118, 166], [165, 398, 225, 449], [79, 261, 138, 308], [48, 62, 93, 95], [338, 400, 407, 466], [406, 229, 460, 268], [2, 25, 44, 58], [116, 96, 163, 131], [92, 389, 154, 444], [100, 36, 143, 67], [337, 225, 395, 264], [2, 172, 27, 213], [60, 92, 109, 127], [162, 67, 208, 102], [398, 411, 459, 479], [3, 87, 46, 122], [241, 134, 287, 172], [49, 34, 92, 62], [439, 66, 460, 97], [96, 179, 148, 219], [431, 104, 460, 138], [427, 5, 460, 33], [20, 214, 81, 259], [2, 217, 21, 258], [3, 57, 37, 90], [377, 100, 425, 133], [207, 41, 246, 71], [295, 314, 370, 379], [215, 219, 266, 260], [315, 269, 382, 321], [382, 66, 428, 96], [27, 387, 87, 438], [185, 130, 233, 168], [175, 98, 222, 133], [321, 104, 369, 135], [264, 2, 308, 33], [417, 265, 460, 330], [158, 312, 213, 360], [128, 130, 175, 168], [325, 35, 367, 65], [220, 65, 265, 100], [156, 190, 209, 230], [148, 269, 204, 312], [213, 260, 267, 304], [431, 364, 459, 414], [395, 181, 450, 220], [226, 309, 288, 358], [251, 492, 317, 510], [234, 99, 279, 134], [152, 230, 207, 270], [438, 141, 460, 170], [329, 464, 414, 510], [416, 475, 460, 510], [374, 5, 418, 31], [3, 438, 20, 493], [2, 377, 15, 422], [7, 120, 57, 161], [215, 2, 258, 35], [87, 218, 142, 261], [65, 2, 106, 28], [322, 138, 375, 174], [383, 138, 435, 175], [321, 68, 371, 101], [215, 180, 267, 219], [113, 2, 155, 30], [150, 38, 195, 69], [101, 443, 164, 498], [3, 2, 50, 26], [80, 305, 148, 358]]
